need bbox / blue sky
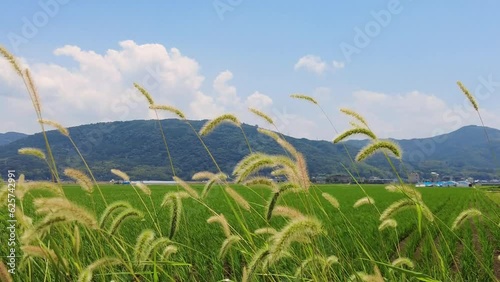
[1,0,500,140]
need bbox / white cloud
[245,91,273,109]
[213,70,240,106]
[0,41,286,137]
[3,41,497,141]
[341,90,500,139]
[294,55,327,75]
[332,60,345,69]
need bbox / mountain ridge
[0,120,498,181]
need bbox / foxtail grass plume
[74,225,81,255]
[111,169,130,181]
[21,215,69,244]
[162,192,189,239]
[108,208,143,235]
[21,245,58,262]
[225,186,251,211]
[133,83,155,105]
[24,69,42,114]
[0,260,12,282]
[199,113,241,136]
[259,128,300,158]
[33,197,98,227]
[142,237,171,263]
[233,153,268,175]
[64,168,93,193]
[15,208,33,230]
[0,45,22,76]
[242,247,270,282]
[340,108,369,127]
[353,196,375,208]
[201,172,227,198]
[39,119,69,136]
[161,245,178,260]
[385,184,422,201]
[192,171,215,180]
[295,257,325,277]
[272,205,304,219]
[321,193,340,209]
[219,235,241,259]
[150,104,186,119]
[378,219,398,231]
[418,202,434,222]
[233,153,284,182]
[290,94,318,105]
[333,128,376,143]
[379,199,415,221]
[295,152,311,190]
[349,266,384,282]
[249,107,274,124]
[391,257,415,269]
[77,257,122,282]
[254,227,277,235]
[16,181,63,200]
[451,208,482,230]
[134,229,155,264]
[207,214,231,238]
[99,201,132,228]
[266,192,281,221]
[173,176,200,199]
[269,216,323,264]
[135,182,151,196]
[295,255,338,278]
[349,121,364,128]
[18,147,46,160]
[326,255,339,266]
[22,208,98,244]
[356,140,402,162]
[244,177,279,191]
[457,81,479,111]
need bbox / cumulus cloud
[294,55,327,75]
[0,41,283,136]
[245,91,273,109]
[213,70,239,106]
[339,90,500,139]
[3,41,496,141]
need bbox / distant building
[326,174,351,183]
[408,172,420,183]
[431,172,440,182]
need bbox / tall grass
[0,47,499,281]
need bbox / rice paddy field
[7,183,498,281]
[1,47,499,281]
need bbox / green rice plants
[3,45,500,281]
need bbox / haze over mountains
[0,120,499,181]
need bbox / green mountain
[0,120,498,181]
[0,132,27,146]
